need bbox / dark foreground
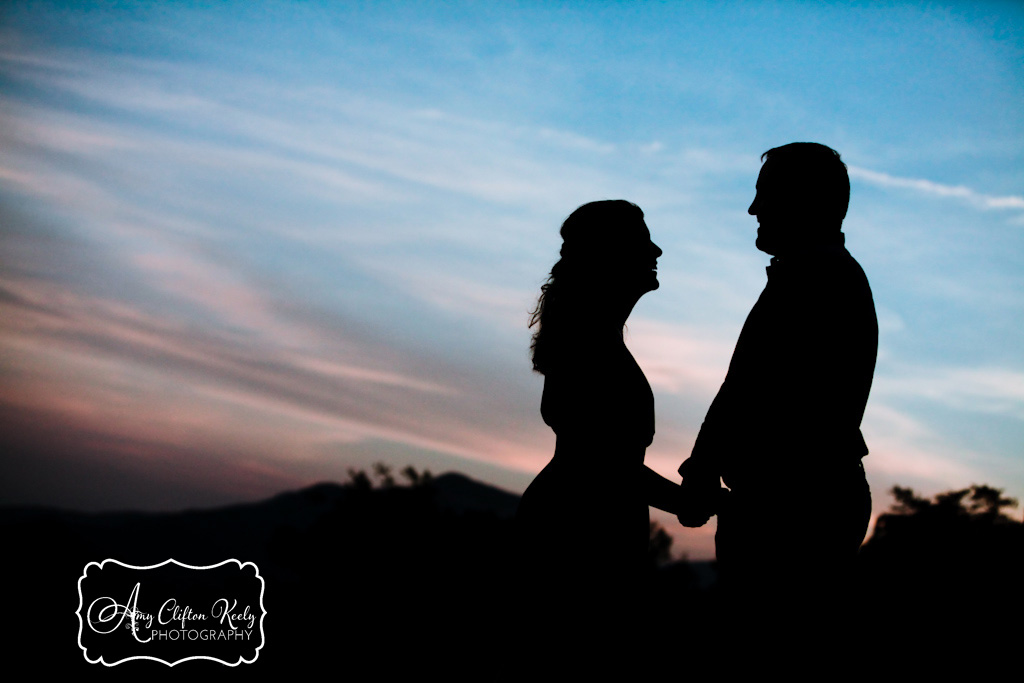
[3,472,1020,678]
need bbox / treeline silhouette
[857,483,1022,653]
[3,467,1020,676]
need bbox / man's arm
[675,280,775,526]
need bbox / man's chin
[755,235,777,255]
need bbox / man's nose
[652,242,663,258]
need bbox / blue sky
[1,1,1022,557]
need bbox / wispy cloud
[849,166,1024,211]
[626,318,735,398]
[0,273,544,468]
[874,364,1024,420]
[862,402,988,490]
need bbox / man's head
[748,142,850,255]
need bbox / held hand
[676,479,726,528]
[676,499,713,528]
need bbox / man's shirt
[681,236,878,491]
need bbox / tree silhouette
[889,483,1018,519]
[859,483,1022,648]
[372,462,396,487]
[401,465,433,487]
[648,521,673,566]
[346,466,373,492]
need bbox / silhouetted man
[678,143,877,620]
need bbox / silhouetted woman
[515,201,682,650]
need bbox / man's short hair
[761,142,850,224]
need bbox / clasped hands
[676,478,729,528]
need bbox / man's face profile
[749,160,792,255]
[749,143,850,256]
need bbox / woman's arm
[642,465,682,514]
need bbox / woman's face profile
[594,218,662,296]
[559,202,661,305]
[614,219,663,294]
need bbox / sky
[1,1,1022,559]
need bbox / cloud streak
[849,166,1024,211]
[0,270,546,476]
[874,364,1024,420]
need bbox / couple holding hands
[515,142,878,637]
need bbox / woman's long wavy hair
[529,200,645,374]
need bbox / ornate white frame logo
[76,558,266,666]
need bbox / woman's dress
[515,337,655,595]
